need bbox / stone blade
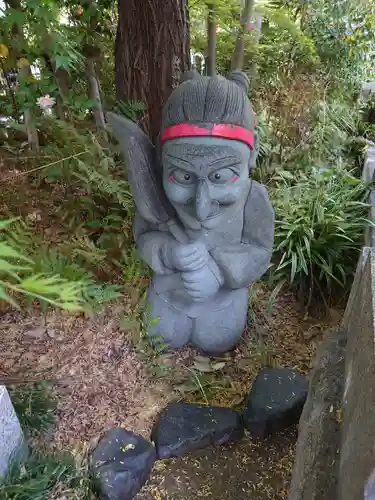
[107,112,175,225]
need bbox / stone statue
[108,71,274,355]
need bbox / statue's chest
[185,210,244,250]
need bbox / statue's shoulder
[242,180,274,243]
[244,180,273,214]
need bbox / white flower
[36,94,56,111]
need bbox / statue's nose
[195,179,211,221]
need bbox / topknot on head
[227,71,250,93]
[180,71,201,84]
[162,70,254,133]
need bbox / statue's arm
[133,211,177,275]
[209,181,275,289]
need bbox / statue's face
[162,137,251,224]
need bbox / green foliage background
[0,0,374,309]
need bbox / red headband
[161,123,254,149]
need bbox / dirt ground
[0,283,342,499]
[137,430,297,500]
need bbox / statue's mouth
[205,201,220,219]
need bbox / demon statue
[108,71,274,355]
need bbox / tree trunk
[231,0,255,71]
[54,67,70,120]
[206,4,216,76]
[115,0,190,143]
[86,57,106,130]
[79,0,106,131]
[0,60,19,119]
[7,0,39,152]
[17,61,39,152]
[43,51,70,120]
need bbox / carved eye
[209,168,237,184]
[171,169,196,185]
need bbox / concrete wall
[338,136,375,500]
[339,249,375,500]
[288,327,346,500]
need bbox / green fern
[32,248,123,309]
[0,219,87,311]
[115,100,146,122]
[74,157,133,210]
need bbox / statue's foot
[191,288,248,355]
[145,286,193,349]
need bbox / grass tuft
[9,382,56,438]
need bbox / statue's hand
[182,264,221,302]
[163,242,208,272]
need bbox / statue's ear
[227,71,250,93]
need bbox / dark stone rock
[243,367,308,439]
[151,403,244,459]
[91,428,156,500]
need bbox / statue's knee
[192,292,248,354]
[145,290,192,349]
[192,326,243,355]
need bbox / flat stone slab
[152,403,244,459]
[243,367,308,438]
[0,385,25,479]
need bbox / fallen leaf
[120,443,135,452]
[47,327,57,339]
[23,326,46,339]
[0,44,9,59]
[211,362,226,371]
[192,360,215,373]
[194,355,211,363]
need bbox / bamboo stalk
[231,0,255,71]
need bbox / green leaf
[0,285,19,309]
[59,302,84,312]
[54,55,72,72]
[0,259,30,275]
[86,220,104,229]
[149,317,160,327]
[290,252,297,283]
[0,242,33,262]
[0,218,20,230]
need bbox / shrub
[269,165,372,306]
